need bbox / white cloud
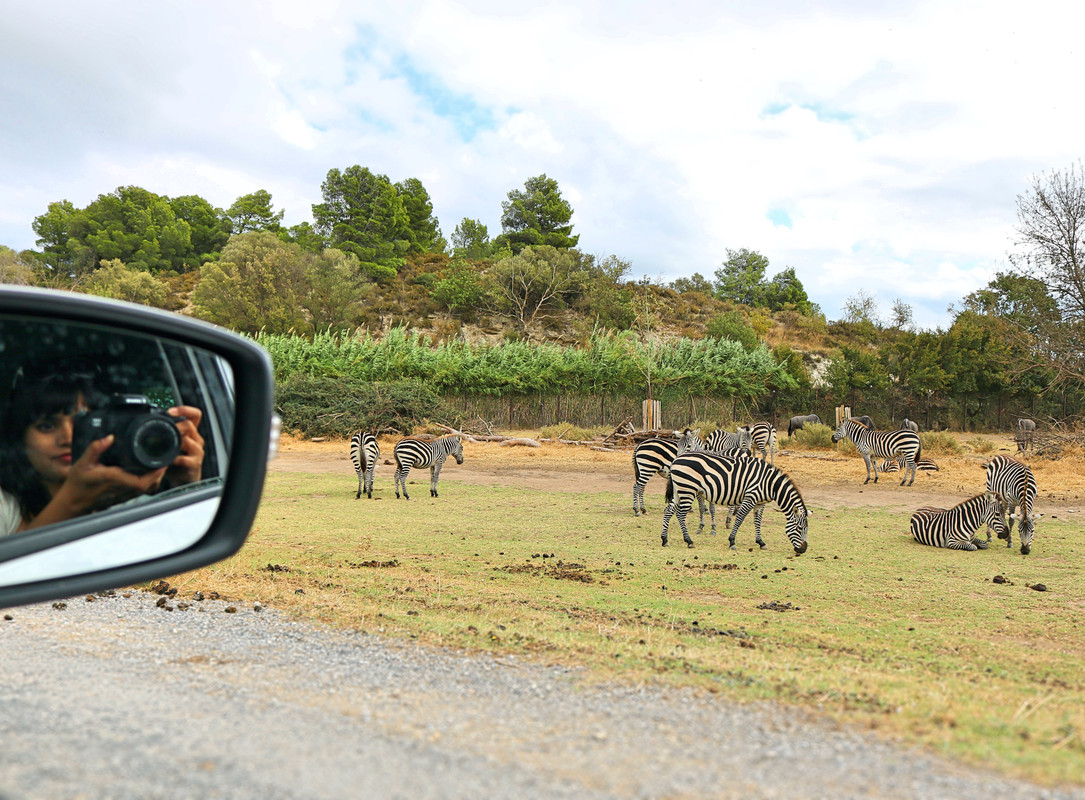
[1,0,1082,329]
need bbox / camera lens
[130,417,183,470]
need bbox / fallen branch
[499,438,541,448]
[435,423,479,442]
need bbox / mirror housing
[0,287,274,609]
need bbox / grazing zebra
[703,426,753,455]
[631,428,703,516]
[393,435,464,499]
[661,451,809,555]
[879,457,939,473]
[787,413,821,437]
[909,492,1006,551]
[901,418,919,432]
[831,418,922,486]
[749,422,777,464]
[984,455,1041,554]
[349,431,380,499]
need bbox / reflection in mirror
[0,315,235,580]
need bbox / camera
[71,394,183,474]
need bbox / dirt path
[272,435,1085,516]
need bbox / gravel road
[0,590,1082,800]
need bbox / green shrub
[275,376,445,438]
[920,430,962,456]
[967,436,995,454]
[786,422,834,450]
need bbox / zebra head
[830,419,849,444]
[449,436,465,464]
[786,507,809,555]
[676,428,702,455]
[1012,510,1042,555]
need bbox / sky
[2,1,1081,331]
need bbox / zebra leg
[397,467,410,500]
[695,496,706,534]
[633,479,646,515]
[864,454,878,484]
[680,498,696,548]
[365,466,374,499]
[753,506,766,549]
[355,471,363,499]
[727,501,757,551]
[902,458,916,486]
[661,501,675,546]
[430,463,440,497]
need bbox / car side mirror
[0,287,276,609]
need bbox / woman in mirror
[0,362,204,536]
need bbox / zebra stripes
[879,457,939,473]
[393,435,464,499]
[749,422,777,464]
[909,493,1005,551]
[662,451,809,554]
[984,455,1040,554]
[704,426,753,455]
[349,431,380,499]
[831,418,922,486]
[631,428,703,515]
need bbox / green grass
[175,471,1085,787]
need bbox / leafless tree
[1014,161,1085,321]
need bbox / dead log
[499,438,541,448]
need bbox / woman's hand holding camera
[164,405,204,488]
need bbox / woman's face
[24,395,87,492]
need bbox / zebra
[787,413,821,437]
[661,451,809,555]
[984,455,1041,554]
[879,457,938,473]
[831,418,922,486]
[631,428,704,516]
[703,425,753,455]
[909,492,1006,551]
[393,435,464,499]
[349,431,380,499]
[749,421,777,464]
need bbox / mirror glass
[0,315,234,584]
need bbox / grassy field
[167,439,1085,787]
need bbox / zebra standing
[749,422,777,463]
[661,451,809,555]
[984,455,1041,554]
[909,493,1006,551]
[349,431,380,499]
[831,418,922,486]
[703,425,753,454]
[631,428,703,515]
[393,435,464,499]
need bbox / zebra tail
[665,475,674,505]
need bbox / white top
[0,489,22,537]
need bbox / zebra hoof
[729,545,737,551]
[685,541,694,549]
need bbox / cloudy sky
[2,1,1080,329]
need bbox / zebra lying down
[909,492,1006,551]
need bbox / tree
[841,289,881,326]
[761,266,813,313]
[75,186,193,273]
[451,217,492,259]
[1013,161,1085,320]
[431,260,487,315]
[487,245,583,332]
[713,249,769,306]
[889,298,914,330]
[669,272,714,295]
[281,221,327,253]
[226,190,285,235]
[311,166,409,282]
[32,200,93,279]
[301,248,368,333]
[170,195,230,266]
[961,272,1059,333]
[80,259,170,307]
[191,232,309,334]
[496,174,578,253]
[0,246,33,285]
[705,310,759,350]
[395,178,445,254]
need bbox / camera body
[72,394,182,474]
